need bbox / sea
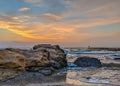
[0,48,120,86]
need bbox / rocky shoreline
[0,44,67,81]
[0,46,120,85]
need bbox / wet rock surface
[0,69,23,82]
[0,44,67,81]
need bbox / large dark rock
[25,44,67,72]
[74,57,102,67]
[113,58,120,61]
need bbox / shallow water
[1,67,119,86]
[66,49,120,86]
[67,67,120,86]
[0,49,120,86]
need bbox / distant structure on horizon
[88,45,91,49]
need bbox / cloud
[0,15,20,22]
[23,0,66,13]
[0,13,120,41]
[48,18,120,29]
[40,13,66,21]
[23,0,42,3]
[19,7,31,12]
[74,18,120,28]
[79,2,116,15]
[0,14,83,41]
[62,0,120,20]
[22,0,120,21]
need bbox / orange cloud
[23,0,42,3]
[75,18,120,28]
[40,13,66,21]
[19,7,31,12]
[0,14,120,43]
[54,18,120,29]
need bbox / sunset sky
[0,0,120,48]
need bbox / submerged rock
[74,57,102,67]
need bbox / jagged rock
[38,67,53,75]
[5,48,26,54]
[0,69,22,81]
[0,50,25,71]
[33,44,64,53]
[33,44,52,50]
[74,57,102,67]
[0,44,67,81]
[0,50,26,81]
[1,44,67,72]
[25,49,50,71]
[25,44,67,71]
[5,44,67,71]
[49,60,61,69]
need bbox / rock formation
[0,44,67,81]
[113,58,120,61]
[0,50,25,70]
[74,56,102,67]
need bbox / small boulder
[113,58,120,61]
[74,57,102,67]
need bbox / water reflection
[1,67,119,86]
[0,72,67,86]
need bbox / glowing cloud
[19,7,31,12]
[41,13,65,21]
